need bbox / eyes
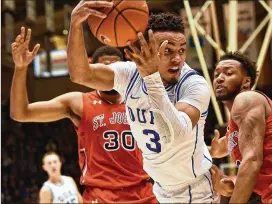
[214,71,233,78]
[164,48,185,55]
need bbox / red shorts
[83,180,158,203]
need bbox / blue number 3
[143,129,161,153]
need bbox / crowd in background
[1,99,82,204]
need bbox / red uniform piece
[226,91,272,203]
[75,91,157,203]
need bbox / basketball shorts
[153,171,214,203]
[83,180,158,203]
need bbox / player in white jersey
[39,152,82,203]
[67,4,234,202]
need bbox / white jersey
[110,61,212,190]
[42,176,79,203]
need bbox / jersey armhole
[74,93,87,132]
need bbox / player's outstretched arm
[39,186,52,203]
[68,177,83,203]
[10,27,82,124]
[67,0,115,91]
[229,92,266,203]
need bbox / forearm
[144,72,192,136]
[230,160,261,203]
[10,67,29,120]
[67,22,90,82]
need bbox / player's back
[75,91,149,189]
[42,176,78,203]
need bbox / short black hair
[147,12,185,34]
[42,152,61,164]
[92,46,123,63]
[140,12,185,46]
[218,51,257,88]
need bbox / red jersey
[226,91,272,203]
[75,92,150,189]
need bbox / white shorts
[153,171,214,203]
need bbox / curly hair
[218,51,257,88]
[141,12,185,43]
[92,46,123,63]
[147,12,185,33]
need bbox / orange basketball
[87,0,149,47]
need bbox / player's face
[98,55,121,65]
[98,55,122,95]
[154,32,186,85]
[213,60,247,101]
[43,155,62,176]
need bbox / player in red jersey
[9,27,157,203]
[211,51,272,203]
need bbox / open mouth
[168,67,179,74]
[216,85,225,91]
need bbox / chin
[167,78,179,85]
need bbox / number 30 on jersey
[103,130,136,151]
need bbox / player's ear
[42,164,46,171]
[243,77,251,89]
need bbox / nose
[216,73,225,83]
[171,54,182,64]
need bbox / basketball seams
[94,0,123,37]
[92,0,149,47]
[113,8,148,46]
[114,12,120,46]
[118,7,149,15]
[115,7,148,33]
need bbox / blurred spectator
[1,100,82,203]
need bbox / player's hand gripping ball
[88,0,149,47]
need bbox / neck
[97,91,123,104]
[223,99,235,112]
[223,89,249,112]
[49,174,62,184]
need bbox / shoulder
[231,91,266,121]
[109,61,137,70]
[233,91,266,110]
[64,176,76,184]
[39,185,52,196]
[177,64,208,88]
[39,185,53,202]
[55,92,83,102]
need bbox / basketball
[87,0,149,47]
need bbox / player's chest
[54,189,77,203]
[126,79,176,108]
[89,109,128,132]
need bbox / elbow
[69,73,84,85]
[10,112,27,122]
[10,109,28,122]
[68,65,85,84]
[243,156,263,174]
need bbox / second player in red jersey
[226,91,272,203]
[211,51,272,203]
[76,91,155,203]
